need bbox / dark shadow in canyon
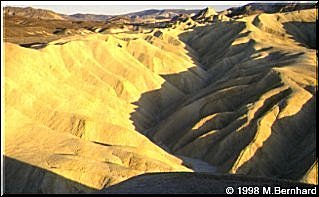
[4,155,316,194]
[237,94,317,181]
[129,20,315,180]
[19,42,48,49]
[130,21,250,135]
[4,156,97,194]
[5,20,316,194]
[283,21,316,49]
[102,171,316,194]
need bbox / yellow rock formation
[4,8,317,193]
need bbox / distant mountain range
[4,6,66,20]
[225,2,316,17]
[3,6,200,21]
[120,9,199,20]
[66,13,113,21]
[4,3,316,22]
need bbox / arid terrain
[3,3,317,194]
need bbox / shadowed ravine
[4,156,96,193]
[102,172,316,194]
[130,17,316,181]
[4,156,316,194]
[4,7,317,194]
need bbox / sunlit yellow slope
[4,8,317,194]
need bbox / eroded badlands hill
[4,7,317,193]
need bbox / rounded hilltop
[3,3,317,194]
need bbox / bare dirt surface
[3,5,317,193]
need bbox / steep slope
[192,7,217,21]
[4,33,199,193]
[4,6,317,194]
[147,9,317,184]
